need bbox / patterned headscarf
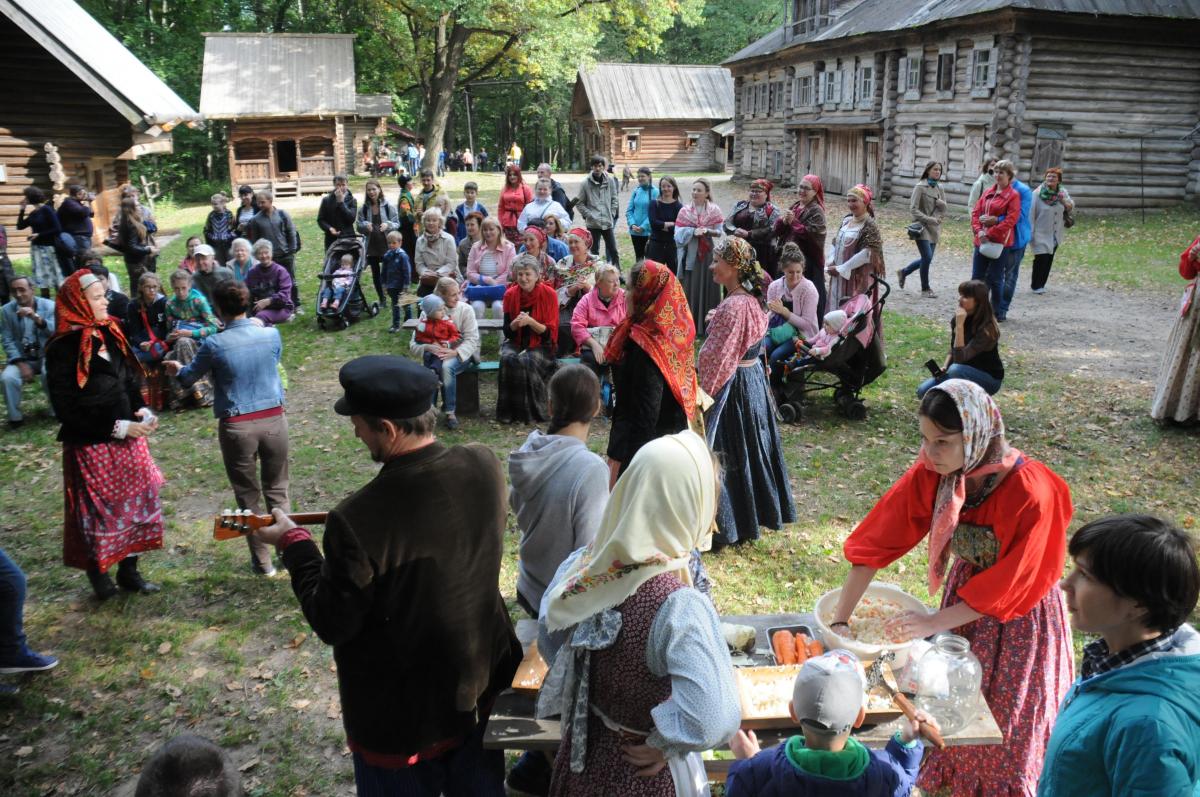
[604,260,698,420]
[567,226,593,250]
[523,225,547,251]
[750,178,774,200]
[715,236,767,299]
[847,183,875,217]
[51,270,140,388]
[800,174,826,211]
[918,379,1022,594]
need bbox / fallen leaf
[239,757,260,772]
[292,699,311,710]
[189,667,208,681]
[285,632,307,649]
[326,701,341,719]
[15,746,33,757]
[140,666,155,679]
[225,681,243,691]
[157,642,172,655]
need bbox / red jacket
[971,184,1021,247]
[1180,235,1200,280]
[498,183,533,230]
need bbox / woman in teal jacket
[625,166,658,262]
[1039,514,1200,797]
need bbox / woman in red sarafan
[833,378,1074,797]
[1150,234,1200,423]
[44,271,165,600]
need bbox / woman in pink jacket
[970,159,1021,316]
[466,216,516,319]
[571,264,626,382]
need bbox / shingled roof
[575,63,734,121]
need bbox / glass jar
[913,634,982,735]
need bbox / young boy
[203,193,236,266]
[453,181,488,244]
[414,294,460,378]
[382,231,413,332]
[726,650,934,797]
[319,254,356,311]
[1039,514,1200,797]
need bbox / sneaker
[506,750,552,797]
[388,325,399,333]
[0,648,59,675]
[897,270,907,290]
[921,289,938,299]
[7,419,23,431]
[250,559,278,578]
[997,315,1007,323]
[1032,288,1046,294]
[445,414,459,431]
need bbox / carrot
[794,633,809,664]
[807,638,825,658]
[772,630,796,665]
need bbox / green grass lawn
[1,177,1198,795]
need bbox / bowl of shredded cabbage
[814,583,933,667]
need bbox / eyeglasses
[987,169,994,175]
[798,186,813,192]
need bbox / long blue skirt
[705,360,796,545]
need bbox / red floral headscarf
[800,173,826,211]
[523,225,547,250]
[604,260,698,420]
[52,270,140,388]
[568,227,593,249]
[750,179,774,199]
[847,183,875,217]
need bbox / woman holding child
[537,430,741,796]
[835,379,1074,796]
[497,255,559,424]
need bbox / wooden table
[484,614,1003,780]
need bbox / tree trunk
[420,15,468,173]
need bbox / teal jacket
[625,183,658,237]
[1038,623,1200,797]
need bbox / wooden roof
[355,93,392,118]
[200,33,357,120]
[725,0,1200,64]
[0,0,200,130]
[575,63,734,122]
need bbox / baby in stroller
[794,309,848,362]
[320,254,356,311]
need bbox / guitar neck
[287,512,328,525]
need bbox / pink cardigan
[570,287,627,347]
[466,239,517,285]
[765,275,819,338]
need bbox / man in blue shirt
[999,177,1033,321]
[1,276,55,429]
[166,280,288,577]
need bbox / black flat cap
[333,355,438,418]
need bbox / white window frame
[684,131,702,150]
[742,84,754,117]
[857,58,875,109]
[900,46,923,100]
[822,68,839,107]
[970,36,998,97]
[935,42,956,99]
[622,128,643,154]
[794,72,814,107]
[840,63,854,108]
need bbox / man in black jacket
[317,175,357,252]
[254,355,521,796]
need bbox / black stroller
[774,275,890,423]
[316,236,380,331]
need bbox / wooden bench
[401,317,503,332]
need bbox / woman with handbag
[971,160,1021,319]
[1029,168,1075,294]
[898,162,947,298]
[1150,235,1200,424]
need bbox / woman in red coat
[970,159,1022,320]
[833,379,1073,796]
[1151,235,1200,422]
[498,164,533,246]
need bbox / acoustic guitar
[212,510,328,540]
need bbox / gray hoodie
[509,429,609,610]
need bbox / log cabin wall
[0,14,133,257]
[226,117,343,195]
[342,116,386,176]
[601,120,722,172]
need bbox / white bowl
[813,583,933,668]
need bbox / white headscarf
[543,430,716,631]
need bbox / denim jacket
[177,318,284,418]
[1,297,55,362]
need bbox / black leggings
[631,235,648,261]
[366,256,385,303]
[1031,251,1056,291]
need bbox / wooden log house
[571,64,736,172]
[344,93,392,176]
[724,0,1200,211]
[200,33,367,197]
[0,0,200,257]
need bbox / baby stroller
[316,236,380,331]
[774,275,890,423]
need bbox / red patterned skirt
[62,438,165,572]
[917,559,1073,797]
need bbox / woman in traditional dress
[674,178,724,336]
[537,430,741,797]
[1151,235,1200,423]
[774,174,828,319]
[834,379,1074,796]
[553,228,600,357]
[498,164,533,245]
[521,225,557,284]
[826,184,885,315]
[605,260,696,485]
[724,178,782,279]
[44,271,165,600]
[497,255,559,424]
[698,237,796,547]
[646,176,683,270]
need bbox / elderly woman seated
[245,239,294,326]
[570,263,626,385]
[413,208,459,296]
[497,254,559,424]
[163,269,218,408]
[226,237,254,282]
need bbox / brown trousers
[217,413,290,570]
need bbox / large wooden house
[724,0,1200,210]
[571,64,736,172]
[0,0,200,256]
[200,34,389,196]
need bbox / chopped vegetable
[772,630,796,665]
[807,638,825,658]
[794,633,809,664]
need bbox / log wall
[226,117,344,195]
[597,120,722,173]
[0,14,135,256]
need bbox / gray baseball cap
[791,649,866,734]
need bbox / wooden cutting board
[511,640,549,695]
[734,664,903,730]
